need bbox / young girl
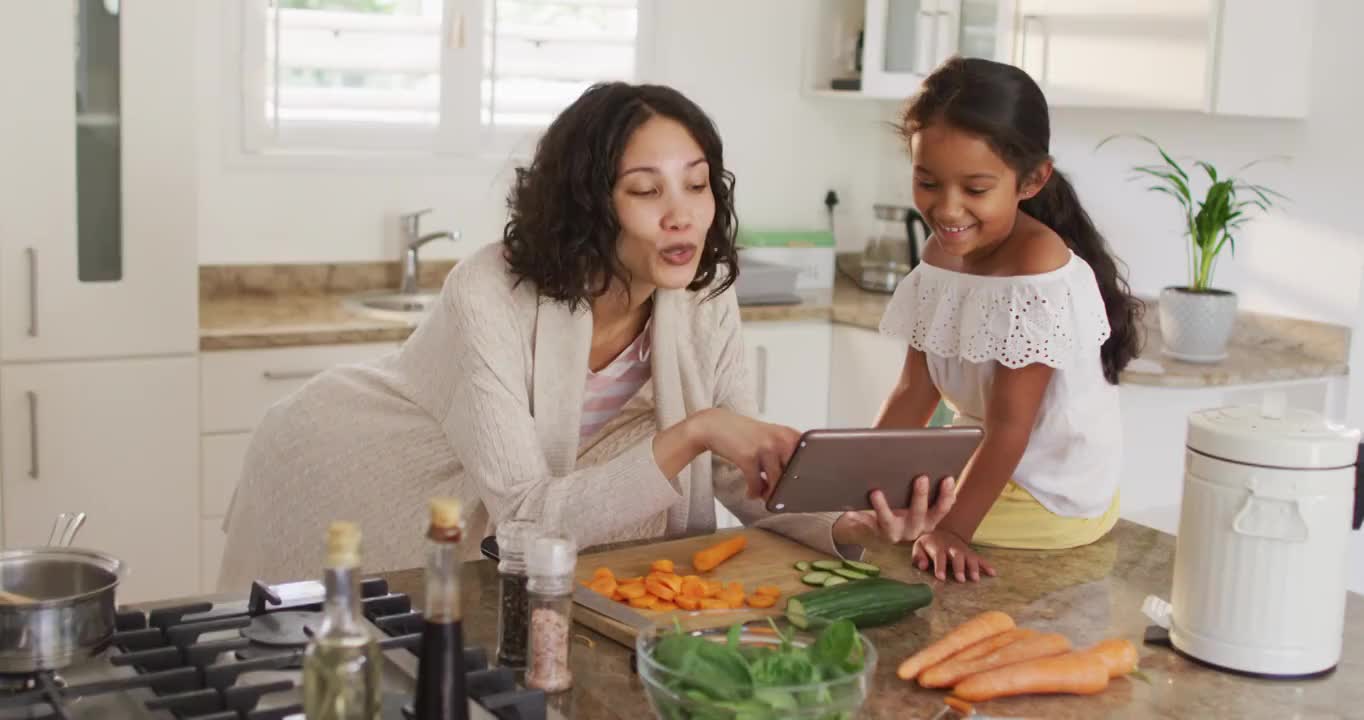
[877,57,1142,583]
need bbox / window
[237,0,645,156]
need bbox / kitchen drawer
[202,432,250,517]
[201,519,226,593]
[200,343,398,433]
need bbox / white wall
[873,1,1364,328]
[193,0,894,265]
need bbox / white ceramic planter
[1159,286,1238,363]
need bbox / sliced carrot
[611,589,625,601]
[1081,638,1139,678]
[725,581,743,594]
[698,598,730,610]
[653,601,679,612]
[650,559,675,574]
[746,593,777,609]
[591,567,614,581]
[943,697,973,716]
[680,577,706,599]
[701,581,722,598]
[692,535,747,572]
[675,595,700,610]
[719,591,745,609]
[753,585,782,598]
[897,611,1015,681]
[617,583,647,600]
[628,594,657,609]
[644,577,676,601]
[682,574,702,584]
[588,577,617,597]
[952,651,1109,702]
[657,574,683,594]
[920,632,1072,688]
[618,576,643,585]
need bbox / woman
[219,83,953,587]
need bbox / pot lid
[1187,393,1361,469]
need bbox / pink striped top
[580,320,652,444]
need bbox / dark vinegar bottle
[414,498,468,720]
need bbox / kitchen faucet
[399,209,460,295]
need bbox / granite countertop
[199,261,1350,388]
[378,520,1362,720]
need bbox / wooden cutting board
[572,528,834,646]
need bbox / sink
[342,290,438,321]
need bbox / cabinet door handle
[26,247,37,337]
[755,346,769,415]
[262,369,323,381]
[26,391,38,479]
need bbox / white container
[1169,397,1360,676]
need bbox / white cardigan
[218,244,845,588]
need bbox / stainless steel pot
[0,513,124,673]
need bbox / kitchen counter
[199,262,1350,388]
[377,519,1362,719]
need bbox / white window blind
[239,0,643,155]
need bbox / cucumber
[842,560,882,577]
[811,560,845,572]
[822,576,849,587]
[832,568,869,581]
[794,561,812,573]
[785,578,933,629]
[800,571,832,586]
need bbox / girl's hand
[691,408,801,498]
[833,475,958,545]
[911,528,997,583]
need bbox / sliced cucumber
[801,571,832,586]
[832,568,869,581]
[842,560,882,577]
[822,576,850,587]
[811,559,845,572]
[794,561,812,573]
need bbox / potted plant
[1099,135,1285,363]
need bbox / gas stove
[0,578,547,720]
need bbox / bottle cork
[325,521,362,568]
[429,498,463,529]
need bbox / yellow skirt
[971,481,1120,550]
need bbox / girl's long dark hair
[901,57,1142,384]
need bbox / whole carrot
[952,651,1109,702]
[691,535,747,572]
[938,627,1038,667]
[897,610,1015,681]
[1082,638,1139,678]
[920,632,1071,688]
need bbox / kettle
[858,204,933,293]
[1146,394,1362,677]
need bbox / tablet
[764,427,984,514]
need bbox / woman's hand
[911,527,997,583]
[688,408,801,498]
[832,475,957,546]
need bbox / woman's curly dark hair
[502,82,739,309]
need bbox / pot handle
[47,512,87,547]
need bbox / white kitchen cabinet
[742,321,833,432]
[1013,0,1314,117]
[1,358,199,603]
[862,0,1015,99]
[829,325,910,428]
[0,0,198,361]
[201,343,401,433]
